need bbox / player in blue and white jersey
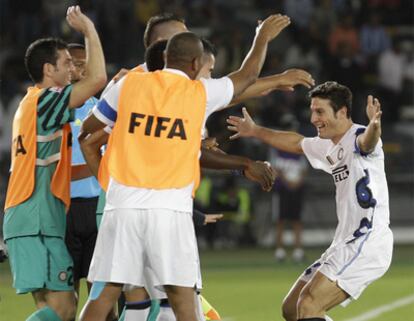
[227,81,393,321]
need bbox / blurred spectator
[211,177,252,248]
[378,39,405,122]
[283,34,322,81]
[360,12,391,57]
[269,114,308,262]
[328,14,359,56]
[283,0,314,31]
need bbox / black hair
[25,37,68,83]
[166,32,203,67]
[145,40,168,71]
[201,38,217,56]
[143,13,185,48]
[308,81,353,118]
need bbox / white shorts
[88,208,202,290]
[300,226,393,306]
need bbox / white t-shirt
[93,68,234,212]
[301,124,390,246]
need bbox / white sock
[156,306,176,321]
[325,315,334,321]
[124,301,151,321]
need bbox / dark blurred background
[0,0,413,250]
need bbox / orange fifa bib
[5,87,72,211]
[106,70,206,191]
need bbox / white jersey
[301,124,390,247]
[93,67,234,213]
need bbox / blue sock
[26,307,62,321]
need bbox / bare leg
[80,283,122,321]
[276,219,285,249]
[281,277,307,321]
[297,271,349,319]
[164,285,198,321]
[33,289,77,321]
[292,220,302,249]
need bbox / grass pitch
[1,245,413,321]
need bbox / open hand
[66,6,94,34]
[227,107,256,140]
[244,161,276,191]
[256,14,291,43]
[366,95,382,127]
[277,69,315,90]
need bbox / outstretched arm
[357,95,382,154]
[227,107,304,154]
[200,147,276,191]
[229,69,315,106]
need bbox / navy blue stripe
[97,99,117,122]
[337,231,371,276]
[354,127,370,156]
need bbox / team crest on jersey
[332,164,349,182]
[58,271,68,281]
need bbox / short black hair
[201,38,217,56]
[25,37,68,83]
[68,43,85,50]
[145,40,168,71]
[166,32,203,67]
[143,13,185,48]
[309,81,353,118]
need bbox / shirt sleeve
[301,137,331,173]
[37,85,74,130]
[92,77,125,127]
[200,77,234,118]
[354,126,383,157]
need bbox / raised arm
[229,69,315,106]
[227,14,290,97]
[357,95,382,154]
[227,107,304,154]
[66,6,107,108]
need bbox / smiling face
[310,97,350,142]
[49,49,74,86]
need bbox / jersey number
[355,169,377,209]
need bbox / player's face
[51,49,74,86]
[310,97,347,141]
[196,53,215,79]
[151,21,188,45]
[69,48,86,83]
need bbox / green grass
[1,246,413,320]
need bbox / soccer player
[79,15,290,321]
[3,6,106,321]
[226,82,393,321]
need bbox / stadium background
[0,0,413,320]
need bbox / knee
[297,291,321,317]
[281,297,297,321]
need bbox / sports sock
[26,307,62,321]
[297,318,326,321]
[325,315,333,321]
[156,299,175,321]
[120,299,151,321]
